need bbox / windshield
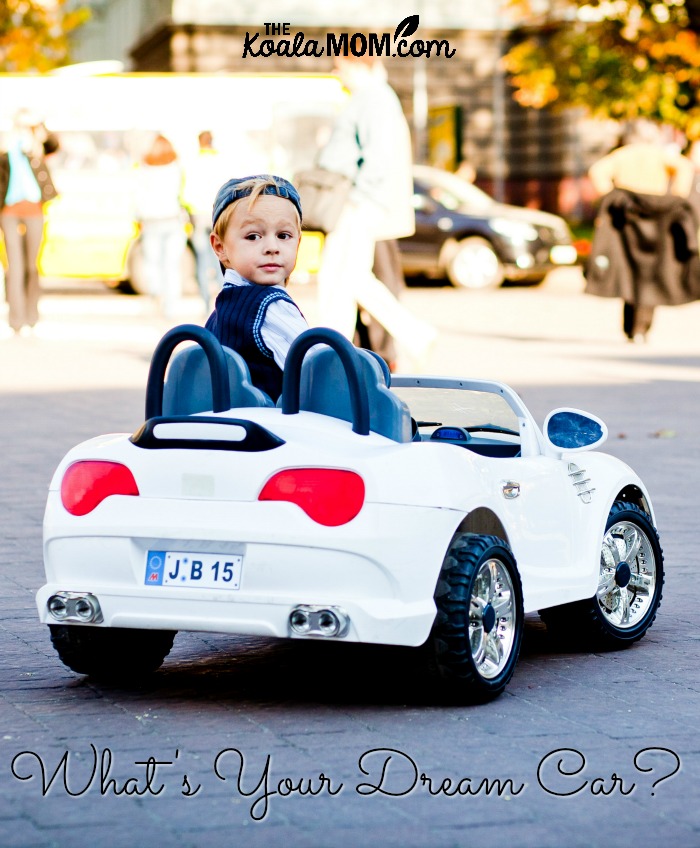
[392,386,519,436]
[414,166,495,213]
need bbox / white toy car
[37,326,664,701]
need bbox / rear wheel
[49,625,176,680]
[540,501,663,649]
[429,532,523,701]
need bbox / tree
[0,0,89,72]
[504,1,700,138]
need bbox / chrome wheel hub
[598,520,656,629]
[615,561,632,587]
[469,558,516,678]
[453,245,500,289]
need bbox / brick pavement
[0,275,699,847]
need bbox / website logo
[241,16,456,60]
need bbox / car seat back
[298,345,412,442]
[163,344,273,415]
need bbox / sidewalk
[7,268,700,391]
[0,270,699,847]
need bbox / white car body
[37,326,662,698]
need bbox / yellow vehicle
[0,71,343,290]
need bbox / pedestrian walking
[355,238,406,372]
[182,130,226,312]
[315,56,435,370]
[133,134,187,320]
[586,121,700,342]
[0,108,59,336]
[684,139,700,227]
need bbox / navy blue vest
[205,284,302,400]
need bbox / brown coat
[585,188,700,307]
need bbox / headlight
[489,217,538,242]
[550,244,578,265]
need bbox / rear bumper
[37,585,436,646]
[39,497,462,647]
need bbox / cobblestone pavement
[1,273,698,847]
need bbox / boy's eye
[245,233,261,240]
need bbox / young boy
[205,175,308,400]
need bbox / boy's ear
[210,231,227,263]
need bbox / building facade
[68,0,608,219]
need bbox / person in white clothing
[316,56,435,369]
[133,134,187,319]
[182,131,227,311]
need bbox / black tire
[123,239,146,295]
[49,625,176,680]
[429,532,524,702]
[540,501,664,650]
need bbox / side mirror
[543,408,608,456]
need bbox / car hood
[458,199,571,234]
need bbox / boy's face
[211,195,300,286]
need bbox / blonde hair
[213,176,301,238]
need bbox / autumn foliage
[504,1,700,138]
[0,0,89,72]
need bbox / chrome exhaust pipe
[288,605,349,638]
[47,592,103,624]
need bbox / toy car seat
[162,344,273,415]
[145,324,273,418]
[294,341,412,443]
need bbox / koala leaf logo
[394,15,420,41]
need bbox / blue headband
[212,175,302,227]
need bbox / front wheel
[445,237,504,290]
[428,532,524,702]
[49,625,176,680]
[540,501,664,649]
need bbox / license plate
[145,550,242,590]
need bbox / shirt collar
[222,268,284,290]
[223,268,250,287]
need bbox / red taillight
[60,461,139,516]
[259,468,364,526]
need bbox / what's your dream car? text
[6,746,682,822]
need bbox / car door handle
[501,481,520,499]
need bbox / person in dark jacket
[586,122,698,341]
[685,139,700,227]
[205,175,307,401]
[585,189,700,340]
[0,109,59,335]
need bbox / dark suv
[400,165,577,289]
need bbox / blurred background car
[400,165,578,290]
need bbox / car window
[426,185,462,210]
[392,386,519,437]
[414,167,494,213]
[411,190,438,214]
